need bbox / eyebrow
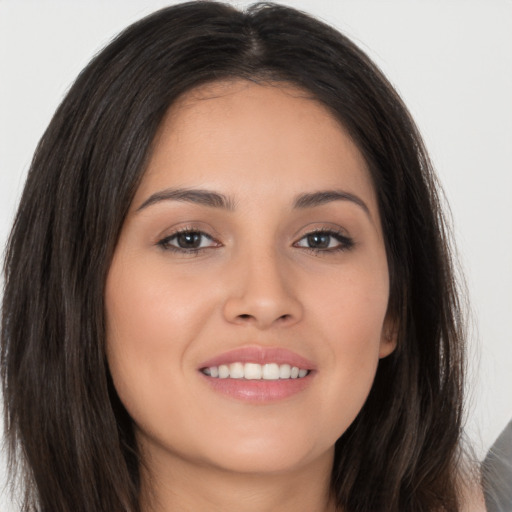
[136,188,236,211]
[293,190,370,217]
[136,187,370,218]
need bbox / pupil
[177,232,201,248]
[307,233,330,248]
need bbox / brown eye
[295,230,354,252]
[158,230,219,252]
[176,232,202,249]
[306,233,331,249]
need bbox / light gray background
[1,1,511,510]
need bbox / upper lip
[198,346,316,370]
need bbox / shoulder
[460,477,487,512]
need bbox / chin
[205,446,329,475]
[192,425,336,475]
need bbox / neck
[139,447,338,512]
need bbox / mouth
[198,346,315,402]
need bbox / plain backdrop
[1,1,511,510]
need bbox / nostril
[236,312,293,324]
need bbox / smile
[198,346,316,401]
[201,362,309,380]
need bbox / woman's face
[105,79,395,477]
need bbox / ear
[379,315,398,359]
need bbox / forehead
[136,79,377,216]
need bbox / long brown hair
[2,2,466,511]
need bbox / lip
[198,346,316,370]
[198,346,316,403]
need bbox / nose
[222,249,303,330]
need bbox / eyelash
[293,228,355,254]
[157,227,220,255]
[156,227,354,255]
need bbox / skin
[105,79,396,512]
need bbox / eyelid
[156,226,222,254]
[293,226,355,253]
[153,220,222,245]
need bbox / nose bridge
[222,238,302,328]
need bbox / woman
[1,2,484,511]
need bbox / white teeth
[244,363,262,380]
[279,364,291,379]
[229,362,244,379]
[218,364,230,379]
[202,362,310,380]
[262,363,280,380]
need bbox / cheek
[105,253,213,356]
[103,254,213,416]
[303,256,390,432]
[308,249,390,350]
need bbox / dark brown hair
[2,2,466,511]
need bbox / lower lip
[200,373,314,402]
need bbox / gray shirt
[483,420,512,512]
